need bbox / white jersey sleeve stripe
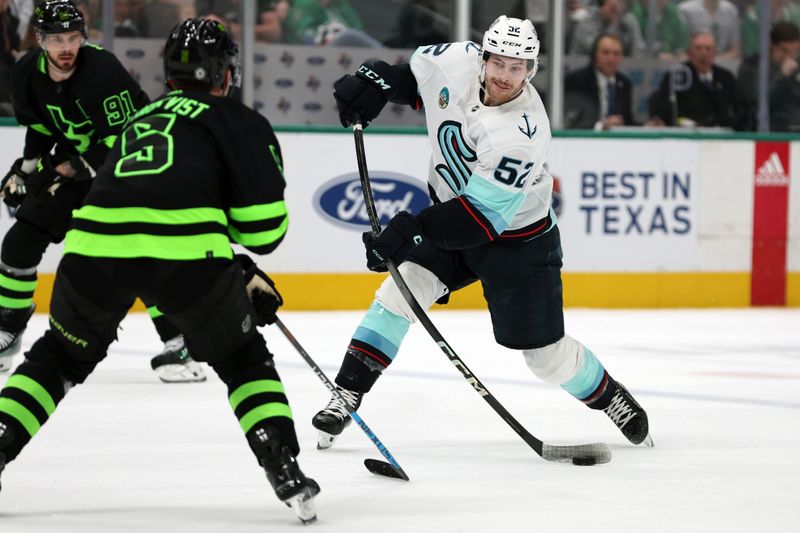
[464,176,526,234]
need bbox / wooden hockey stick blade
[364,459,410,480]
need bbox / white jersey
[410,41,553,235]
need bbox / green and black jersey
[11,44,150,169]
[64,90,288,261]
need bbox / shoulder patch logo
[518,113,537,139]
[438,87,449,109]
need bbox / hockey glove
[0,158,37,208]
[333,69,389,127]
[24,155,61,198]
[363,211,424,272]
[236,254,283,326]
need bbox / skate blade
[316,431,336,450]
[285,487,318,524]
[154,364,207,383]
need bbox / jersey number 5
[494,156,533,188]
[114,114,177,177]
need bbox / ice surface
[1,309,798,532]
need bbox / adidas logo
[755,152,789,187]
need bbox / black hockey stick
[352,123,611,466]
[273,317,410,480]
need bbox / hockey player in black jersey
[313,16,652,450]
[0,0,205,383]
[0,18,320,523]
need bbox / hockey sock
[226,362,299,457]
[0,360,68,462]
[348,301,411,369]
[0,265,37,322]
[560,346,618,410]
[146,306,181,343]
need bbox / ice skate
[604,383,653,446]
[311,386,362,450]
[0,421,13,492]
[150,335,206,383]
[249,426,321,524]
[0,304,36,373]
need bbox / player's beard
[484,77,523,105]
[47,51,77,74]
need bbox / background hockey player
[0,18,319,523]
[0,0,205,382]
[313,16,653,450]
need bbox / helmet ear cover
[163,18,241,90]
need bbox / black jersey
[64,90,288,261]
[10,44,150,170]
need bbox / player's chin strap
[351,120,612,466]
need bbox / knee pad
[1,221,51,269]
[522,334,584,385]
[374,262,448,322]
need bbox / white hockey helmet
[480,16,540,83]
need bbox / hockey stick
[352,123,611,466]
[273,317,410,480]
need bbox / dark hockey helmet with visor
[164,18,241,90]
[33,0,87,37]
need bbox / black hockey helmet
[163,18,241,89]
[33,0,86,36]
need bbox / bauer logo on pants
[313,172,431,230]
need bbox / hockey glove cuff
[236,254,283,326]
[363,211,424,272]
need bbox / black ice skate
[604,383,653,446]
[249,426,320,525]
[150,335,206,383]
[0,421,13,493]
[0,304,36,373]
[311,386,362,450]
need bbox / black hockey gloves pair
[363,211,424,272]
[236,254,283,326]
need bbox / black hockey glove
[24,155,61,198]
[0,158,35,208]
[236,254,283,326]
[333,68,389,127]
[363,211,424,272]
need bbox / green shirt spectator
[630,0,690,58]
[284,0,364,45]
[740,1,800,58]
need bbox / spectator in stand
[648,31,747,129]
[569,0,646,57]
[0,0,20,114]
[284,0,380,47]
[384,0,448,48]
[565,0,590,54]
[114,0,144,36]
[630,0,690,59]
[564,33,635,129]
[740,0,800,57]
[679,0,741,59]
[739,21,800,131]
[256,0,289,43]
[74,0,103,43]
[8,0,33,42]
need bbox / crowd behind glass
[1,0,798,131]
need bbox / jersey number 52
[494,156,533,188]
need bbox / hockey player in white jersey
[313,16,653,449]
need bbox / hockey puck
[572,456,597,466]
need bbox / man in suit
[564,33,635,130]
[648,31,747,129]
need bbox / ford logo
[307,56,325,65]
[126,49,146,59]
[303,102,322,112]
[254,53,267,64]
[275,78,294,88]
[314,172,431,229]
